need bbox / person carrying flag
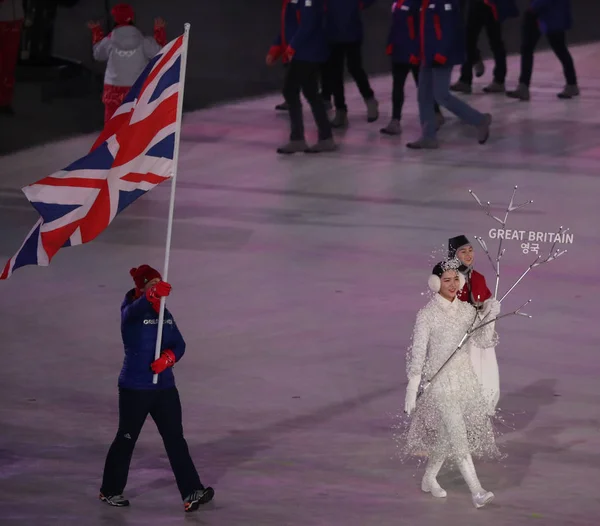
[99,265,214,512]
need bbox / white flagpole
[153,23,191,384]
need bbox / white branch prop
[469,186,533,298]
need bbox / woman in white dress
[402,258,501,508]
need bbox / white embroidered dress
[403,293,500,462]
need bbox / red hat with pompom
[111,3,135,26]
[130,265,161,290]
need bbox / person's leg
[546,31,579,98]
[301,62,336,152]
[345,40,379,121]
[407,65,439,148]
[421,454,447,498]
[150,388,211,508]
[507,11,540,100]
[279,61,307,153]
[413,65,444,128]
[100,389,152,504]
[455,2,485,89]
[432,65,491,144]
[458,454,495,508]
[483,10,507,90]
[380,62,411,136]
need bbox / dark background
[2,0,599,155]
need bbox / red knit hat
[111,3,135,26]
[130,265,162,290]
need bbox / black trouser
[101,387,202,500]
[459,1,506,84]
[283,60,332,141]
[392,63,440,120]
[518,10,577,87]
[460,0,481,64]
[325,41,375,110]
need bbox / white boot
[421,456,447,498]
[458,455,494,508]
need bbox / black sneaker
[99,492,130,507]
[184,487,214,512]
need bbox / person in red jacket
[448,235,492,307]
[0,0,24,115]
[449,235,500,414]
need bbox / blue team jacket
[530,0,572,33]
[387,0,421,65]
[325,0,377,43]
[420,0,465,68]
[270,0,300,63]
[289,0,330,63]
[118,289,186,390]
[484,0,519,23]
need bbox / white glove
[482,298,501,319]
[404,375,421,416]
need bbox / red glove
[154,24,166,46]
[386,44,393,56]
[434,53,447,65]
[145,281,172,312]
[150,349,176,374]
[283,46,295,62]
[88,22,104,45]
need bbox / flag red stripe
[41,222,81,262]
[0,259,11,280]
[113,93,177,167]
[121,172,170,184]
[78,182,112,243]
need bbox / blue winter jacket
[420,0,465,68]
[289,0,330,63]
[530,0,572,33]
[484,0,519,23]
[387,0,421,65]
[325,0,377,43]
[270,0,300,64]
[118,289,186,390]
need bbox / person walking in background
[380,0,444,136]
[267,0,300,112]
[0,0,25,115]
[407,0,491,150]
[506,0,579,101]
[451,0,519,94]
[88,3,167,123]
[273,0,335,154]
[322,0,379,128]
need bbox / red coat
[458,269,492,306]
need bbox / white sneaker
[472,490,494,508]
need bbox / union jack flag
[1,34,186,280]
